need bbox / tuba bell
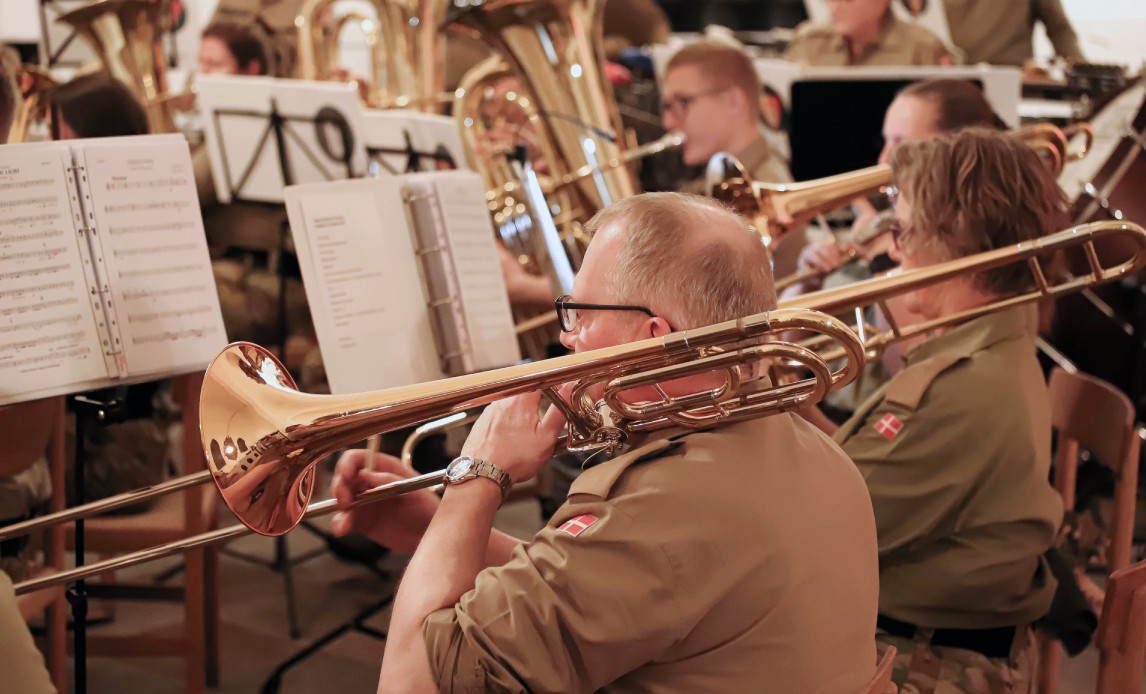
[295,0,445,110]
[56,0,176,134]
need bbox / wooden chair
[1038,367,1140,694]
[67,374,220,693]
[866,645,898,694]
[1,397,68,692]
[1095,559,1146,693]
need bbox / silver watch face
[446,457,474,481]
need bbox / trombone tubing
[14,469,445,596]
[0,470,213,543]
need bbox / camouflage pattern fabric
[876,627,1037,694]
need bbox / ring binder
[283,170,522,396]
[0,135,227,407]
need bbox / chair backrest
[1096,559,1146,694]
[1048,367,1140,572]
[0,398,60,478]
[866,645,897,694]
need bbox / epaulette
[568,436,686,500]
[883,354,963,411]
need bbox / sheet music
[285,178,445,394]
[0,146,109,404]
[415,172,521,371]
[78,138,227,376]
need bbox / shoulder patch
[556,514,599,537]
[884,354,964,411]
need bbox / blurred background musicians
[785,0,953,66]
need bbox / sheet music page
[0,146,110,405]
[284,178,444,394]
[420,172,522,371]
[78,136,227,377]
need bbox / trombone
[12,220,1146,596]
[14,306,863,593]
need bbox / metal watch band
[445,456,513,502]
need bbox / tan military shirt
[943,0,1083,66]
[785,13,950,67]
[683,134,791,195]
[834,305,1063,629]
[0,571,55,693]
[424,415,880,693]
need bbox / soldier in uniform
[942,0,1083,67]
[801,128,1068,693]
[331,193,881,691]
[785,0,952,67]
[661,40,792,191]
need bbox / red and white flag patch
[557,514,599,537]
[874,413,903,440]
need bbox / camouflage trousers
[876,626,1036,694]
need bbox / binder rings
[0,134,227,406]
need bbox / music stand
[197,75,377,639]
[360,109,466,175]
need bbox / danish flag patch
[557,514,599,537]
[874,413,903,440]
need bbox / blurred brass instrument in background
[777,220,1146,364]
[1016,121,1094,176]
[9,221,1145,595]
[295,0,445,109]
[6,64,57,143]
[56,0,177,134]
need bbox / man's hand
[460,390,566,484]
[330,450,439,554]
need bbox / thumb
[540,400,568,440]
[331,511,353,537]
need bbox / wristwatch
[443,456,513,503]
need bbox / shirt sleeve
[423,501,682,694]
[1034,0,1084,60]
[839,372,988,555]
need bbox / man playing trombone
[331,193,880,692]
[801,128,1068,693]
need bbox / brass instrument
[777,220,1146,364]
[449,0,637,247]
[56,0,176,134]
[296,0,444,110]
[1016,122,1094,176]
[10,220,1146,594]
[707,154,892,249]
[6,65,57,143]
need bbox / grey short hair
[587,192,776,329]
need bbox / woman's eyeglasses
[555,295,655,332]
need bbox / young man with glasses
[329,192,880,692]
[661,40,793,192]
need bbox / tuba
[56,0,176,134]
[449,0,637,250]
[295,0,445,110]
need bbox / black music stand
[200,90,397,642]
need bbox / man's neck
[843,13,889,61]
[725,126,762,162]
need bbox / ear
[649,316,674,338]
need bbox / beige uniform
[0,571,55,694]
[834,306,1062,629]
[424,415,880,693]
[785,14,950,67]
[683,134,791,195]
[943,0,1083,66]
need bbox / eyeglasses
[555,295,655,332]
[888,220,912,251]
[660,88,727,118]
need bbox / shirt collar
[905,303,1038,365]
[734,135,773,176]
[832,11,898,63]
